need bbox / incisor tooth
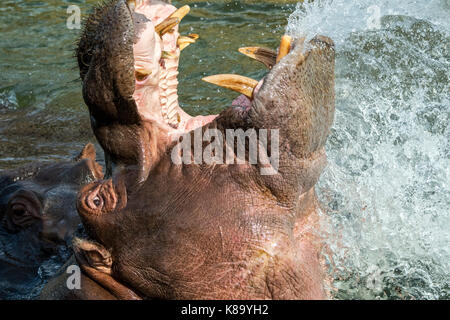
[161,51,177,59]
[177,34,199,51]
[202,74,258,99]
[154,5,191,37]
[135,68,152,81]
[276,35,292,63]
[238,47,277,69]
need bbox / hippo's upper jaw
[60,0,335,300]
[77,0,213,188]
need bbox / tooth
[167,5,191,22]
[135,68,152,75]
[154,5,190,37]
[161,51,177,59]
[135,68,152,81]
[178,34,199,51]
[276,35,292,63]
[238,47,277,69]
[202,74,258,99]
[177,36,195,51]
[155,17,180,37]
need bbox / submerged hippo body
[0,144,103,296]
[42,0,335,300]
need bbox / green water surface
[0,0,295,168]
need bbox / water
[286,0,449,299]
[0,0,448,299]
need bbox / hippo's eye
[11,203,27,217]
[6,198,40,231]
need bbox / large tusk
[202,74,258,99]
[154,5,191,37]
[238,47,277,69]
[178,34,199,51]
[276,35,292,63]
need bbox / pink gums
[133,1,193,131]
[132,1,273,142]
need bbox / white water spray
[286,0,449,299]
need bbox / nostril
[12,206,26,216]
[77,179,124,216]
[86,186,103,211]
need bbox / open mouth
[77,0,334,190]
[127,1,213,137]
[126,0,294,139]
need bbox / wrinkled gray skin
[0,143,103,295]
[42,0,335,300]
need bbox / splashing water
[0,0,447,300]
[287,0,449,299]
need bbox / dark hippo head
[0,144,103,265]
[42,0,334,300]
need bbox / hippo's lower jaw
[53,0,336,300]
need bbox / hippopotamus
[0,143,103,297]
[41,0,335,300]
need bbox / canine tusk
[276,35,292,63]
[238,47,277,69]
[154,5,191,37]
[202,74,259,99]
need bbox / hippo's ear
[66,143,104,183]
[73,237,112,275]
[75,143,97,162]
[72,237,141,299]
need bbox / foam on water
[286,0,449,299]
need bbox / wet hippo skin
[41,0,335,300]
[0,143,103,290]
